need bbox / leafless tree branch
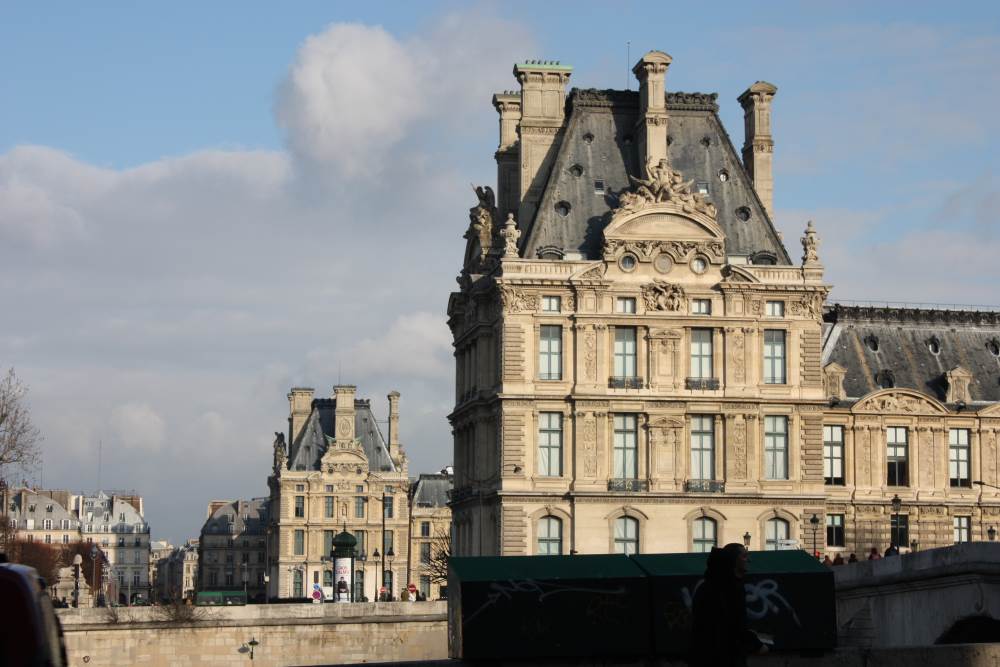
[0,368,41,479]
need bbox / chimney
[513,60,572,226]
[738,81,778,218]
[287,387,314,446]
[492,91,521,221]
[332,385,357,446]
[387,391,401,454]
[632,50,672,174]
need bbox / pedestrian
[689,543,766,667]
[832,554,844,566]
[847,553,858,564]
[821,555,832,566]
[867,547,881,561]
[884,545,899,557]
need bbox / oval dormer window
[927,336,941,355]
[988,339,1000,357]
[554,201,571,217]
[736,206,751,222]
[876,369,895,389]
[690,257,708,274]
[569,164,584,177]
[865,335,880,352]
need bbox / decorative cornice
[665,91,719,112]
[826,304,1000,326]
[568,89,719,113]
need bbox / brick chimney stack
[738,81,778,218]
[492,91,521,222]
[387,391,400,456]
[633,50,672,174]
[287,387,314,445]
[332,385,357,447]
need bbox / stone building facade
[408,472,452,600]
[199,498,269,601]
[268,385,412,601]
[447,51,1000,558]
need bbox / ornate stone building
[447,52,1000,558]
[267,385,411,600]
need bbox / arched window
[692,517,717,553]
[537,516,562,555]
[613,516,639,555]
[765,518,790,551]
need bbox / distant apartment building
[156,539,199,601]
[199,498,269,601]
[408,471,452,600]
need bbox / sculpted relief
[854,391,945,415]
[499,285,538,313]
[614,158,718,219]
[642,280,686,312]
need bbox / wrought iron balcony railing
[684,479,726,493]
[685,377,720,390]
[608,478,649,492]
[609,376,644,389]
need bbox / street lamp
[809,514,820,557]
[742,532,751,549]
[89,545,98,607]
[890,494,902,548]
[241,563,248,603]
[372,548,381,601]
[246,636,259,661]
[72,554,83,608]
[386,547,395,601]
[989,526,997,542]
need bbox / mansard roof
[201,497,269,536]
[287,398,395,473]
[411,473,452,509]
[7,489,77,525]
[822,304,1000,403]
[521,89,790,263]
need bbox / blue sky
[1,2,998,542]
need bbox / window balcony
[684,479,725,493]
[609,376,644,389]
[608,478,649,492]
[685,377,720,390]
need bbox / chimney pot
[738,81,778,218]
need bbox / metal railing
[609,376,644,389]
[685,377,720,390]
[684,480,725,493]
[608,479,649,492]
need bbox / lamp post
[241,562,248,603]
[386,547,395,600]
[89,544,98,607]
[809,514,820,558]
[989,526,997,542]
[72,554,83,608]
[372,548,381,601]
[891,494,902,549]
[742,532,751,549]
[246,636,259,661]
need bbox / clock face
[337,417,352,437]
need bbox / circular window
[735,206,751,222]
[988,339,1000,356]
[927,337,941,355]
[653,254,673,274]
[718,169,729,182]
[690,256,708,274]
[865,335,880,352]
[583,132,594,145]
[569,164,584,177]
[619,254,638,272]
[555,201,571,217]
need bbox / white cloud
[346,311,452,378]
[109,402,166,452]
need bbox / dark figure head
[706,543,749,581]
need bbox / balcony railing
[684,479,725,493]
[609,376,644,389]
[608,478,649,492]
[685,377,720,390]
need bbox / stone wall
[57,602,447,666]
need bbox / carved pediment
[852,389,947,415]
[648,416,684,429]
[320,446,368,475]
[720,265,760,283]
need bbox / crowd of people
[818,545,901,566]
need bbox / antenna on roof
[626,41,631,90]
[338,361,342,385]
[97,439,102,492]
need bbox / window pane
[823,425,845,485]
[690,329,713,379]
[538,412,563,477]
[616,297,636,314]
[826,514,845,547]
[542,296,561,312]
[690,415,714,481]
[539,325,563,380]
[953,516,970,543]
[764,416,788,479]
[614,517,639,555]
[613,327,637,378]
[763,330,786,384]
[765,519,789,551]
[887,427,909,486]
[890,514,909,546]
[613,414,638,479]
[692,518,717,553]
[537,516,562,555]
[766,301,784,317]
[949,429,970,487]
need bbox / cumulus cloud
[110,402,166,452]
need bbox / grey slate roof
[522,89,790,263]
[410,473,452,508]
[201,497,269,536]
[288,398,395,473]
[822,305,1000,403]
[7,489,78,529]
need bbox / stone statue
[641,280,686,312]
[616,158,717,218]
[468,185,498,264]
[802,220,820,266]
[273,432,287,474]
[500,213,520,258]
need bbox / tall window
[323,570,333,588]
[949,429,971,487]
[325,496,334,518]
[539,325,563,380]
[614,516,639,555]
[690,416,715,481]
[538,412,563,476]
[420,542,431,564]
[614,327,637,378]
[764,416,789,480]
[763,330,786,384]
[419,575,431,599]
[537,516,562,555]
[953,516,970,543]
[692,517,717,553]
[690,329,713,379]
[294,496,305,518]
[294,530,305,556]
[886,427,909,486]
[824,425,845,485]
[383,530,394,552]
[293,569,303,598]
[613,414,638,479]
[891,514,909,547]
[353,530,366,556]
[383,495,394,519]
[323,530,334,556]
[765,518,790,551]
[420,521,431,538]
[826,514,845,547]
[354,570,365,601]
[354,496,365,519]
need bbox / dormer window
[696,181,709,195]
[876,369,895,389]
[46,505,53,513]
[927,336,941,355]
[865,335,880,352]
[988,339,1000,357]
[594,179,605,194]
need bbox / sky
[2,1,999,543]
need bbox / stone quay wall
[56,601,447,666]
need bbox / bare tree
[0,368,41,480]
[427,528,451,584]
